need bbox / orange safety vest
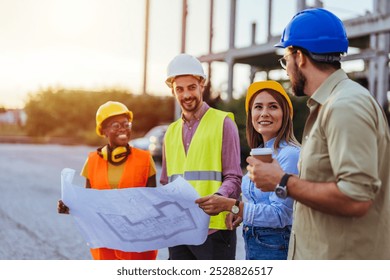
[87,147,158,260]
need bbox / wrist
[275,173,292,199]
[230,198,240,214]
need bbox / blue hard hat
[275,8,348,54]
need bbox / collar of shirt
[309,69,349,106]
[181,102,209,125]
[263,137,276,149]
[263,137,288,153]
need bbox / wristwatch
[275,173,292,199]
[231,200,240,215]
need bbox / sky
[0,0,373,108]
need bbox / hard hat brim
[245,81,293,118]
[165,74,206,88]
[95,101,133,137]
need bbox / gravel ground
[0,143,244,260]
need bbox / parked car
[130,125,169,161]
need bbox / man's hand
[246,156,284,192]
[225,212,242,230]
[195,195,235,216]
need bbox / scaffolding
[197,0,390,112]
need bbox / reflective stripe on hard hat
[95,101,133,137]
[165,53,207,88]
[168,171,223,183]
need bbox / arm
[146,155,157,187]
[202,147,297,227]
[287,176,371,217]
[197,146,295,228]
[246,157,372,217]
[146,174,156,187]
[216,117,242,199]
[242,176,294,228]
[196,195,242,216]
[195,194,244,230]
[241,146,298,228]
[159,143,168,186]
[196,177,293,228]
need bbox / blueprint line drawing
[61,168,210,252]
[98,201,196,242]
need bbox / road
[0,143,244,260]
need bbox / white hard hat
[165,53,207,88]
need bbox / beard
[180,96,202,113]
[291,62,307,97]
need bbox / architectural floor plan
[61,168,209,252]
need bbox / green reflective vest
[165,108,234,230]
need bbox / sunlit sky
[0,0,373,108]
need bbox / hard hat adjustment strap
[309,52,342,63]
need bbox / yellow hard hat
[95,101,133,137]
[245,80,293,118]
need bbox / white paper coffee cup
[250,148,273,163]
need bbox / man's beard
[180,96,201,113]
[291,62,306,97]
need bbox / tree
[24,87,174,146]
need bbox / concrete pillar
[227,56,234,102]
[226,0,237,101]
[375,0,390,108]
[267,0,272,41]
[368,0,390,109]
[297,0,306,11]
[174,0,188,120]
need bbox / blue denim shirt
[243,138,300,228]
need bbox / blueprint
[61,168,210,252]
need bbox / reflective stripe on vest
[168,171,222,183]
[164,107,235,230]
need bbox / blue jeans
[242,225,291,260]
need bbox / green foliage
[290,95,309,142]
[24,87,174,146]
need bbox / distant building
[0,109,27,126]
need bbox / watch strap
[280,173,292,187]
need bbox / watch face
[231,205,239,215]
[275,185,287,199]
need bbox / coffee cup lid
[250,148,273,156]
